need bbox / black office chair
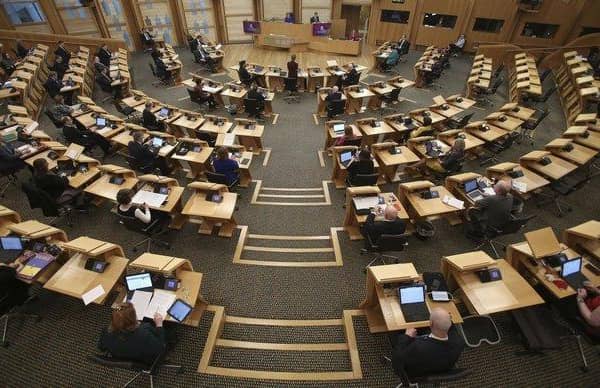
[148,63,170,87]
[479,132,519,166]
[518,107,549,145]
[187,88,213,112]
[360,234,408,272]
[121,153,154,174]
[205,170,239,192]
[383,353,470,388]
[446,112,474,129]
[379,88,402,116]
[346,172,379,188]
[62,125,95,152]
[194,131,216,147]
[0,168,19,198]
[244,98,263,119]
[471,213,536,258]
[283,78,300,104]
[492,64,504,80]
[1,293,40,347]
[327,99,346,119]
[118,214,170,253]
[21,180,74,227]
[431,156,465,184]
[536,174,587,217]
[474,76,504,106]
[88,350,182,388]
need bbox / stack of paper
[143,289,176,319]
[132,190,168,208]
[353,196,380,210]
[223,133,235,146]
[512,181,527,193]
[442,195,464,209]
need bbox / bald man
[361,205,406,250]
[467,179,514,238]
[391,307,464,378]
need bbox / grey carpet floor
[1,45,599,387]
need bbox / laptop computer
[339,151,353,167]
[254,65,264,72]
[333,123,345,134]
[398,284,430,323]
[561,257,588,290]
[158,107,169,118]
[464,179,484,202]
[524,227,562,259]
[125,272,154,300]
[56,159,76,177]
[0,236,24,261]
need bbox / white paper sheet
[483,187,496,196]
[82,285,105,306]
[131,190,168,208]
[223,133,235,146]
[130,290,153,321]
[512,181,527,193]
[442,195,464,209]
[143,289,176,319]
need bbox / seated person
[54,41,71,65]
[47,94,73,121]
[333,125,360,147]
[466,180,513,239]
[212,147,240,186]
[0,258,30,315]
[127,131,171,175]
[576,282,600,338]
[410,116,433,138]
[32,158,83,206]
[326,86,342,102]
[361,205,406,250]
[391,308,464,378]
[47,56,68,81]
[93,55,107,73]
[284,12,295,23]
[238,60,254,86]
[382,45,399,71]
[397,34,409,55]
[189,79,217,109]
[410,138,465,176]
[15,39,30,59]
[152,55,172,84]
[44,71,64,101]
[98,302,166,365]
[62,116,112,157]
[246,83,265,116]
[346,148,375,186]
[142,102,166,132]
[97,44,112,67]
[116,188,170,227]
[141,28,156,50]
[0,138,27,174]
[448,34,465,56]
[337,63,359,88]
[95,67,114,94]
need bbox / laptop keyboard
[564,272,588,290]
[401,303,430,323]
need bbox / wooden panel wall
[223,0,255,43]
[53,0,101,37]
[99,0,135,50]
[567,0,600,42]
[368,0,417,45]
[136,0,179,45]
[181,0,217,41]
[262,0,293,21]
[414,0,470,47]
[301,0,332,24]
[463,0,518,51]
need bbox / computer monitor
[312,22,332,36]
[340,151,352,164]
[152,137,164,147]
[0,236,23,251]
[464,179,478,193]
[159,107,169,117]
[95,117,106,127]
[562,257,582,277]
[399,285,426,305]
[125,272,153,291]
[243,21,260,34]
[333,123,345,133]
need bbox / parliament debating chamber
[1,0,600,386]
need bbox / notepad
[222,133,235,146]
[82,285,106,306]
[512,181,527,193]
[442,195,464,209]
[131,190,168,208]
[143,289,176,319]
[131,290,153,321]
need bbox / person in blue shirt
[384,45,400,70]
[213,147,239,186]
[284,12,295,23]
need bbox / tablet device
[152,137,164,147]
[95,117,106,127]
[167,299,193,322]
[1,236,23,251]
[125,272,153,291]
[109,175,125,185]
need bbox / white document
[442,195,464,210]
[143,289,176,319]
[432,291,449,301]
[82,285,106,306]
[131,190,168,208]
[95,127,112,136]
[352,196,380,210]
[130,291,153,321]
[23,121,39,135]
[482,187,496,196]
[223,133,235,146]
[512,181,527,193]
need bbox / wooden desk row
[466,54,493,99]
[555,50,599,125]
[414,46,446,88]
[508,52,542,103]
[157,44,183,83]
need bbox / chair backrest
[499,214,535,235]
[500,132,519,150]
[195,131,216,146]
[492,64,504,79]
[489,76,503,93]
[329,99,346,116]
[148,62,157,77]
[350,173,379,187]
[205,171,228,185]
[345,137,363,147]
[387,88,401,101]
[122,153,153,173]
[21,180,60,217]
[376,234,408,252]
[187,88,202,103]
[284,77,298,92]
[539,69,552,83]
[458,112,474,127]
[244,98,261,115]
[118,214,150,234]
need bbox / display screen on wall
[423,13,457,29]
[473,18,504,33]
[243,21,260,34]
[391,0,406,3]
[313,22,332,36]
[381,10,410,24]
[521,22,559,39]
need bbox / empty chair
[361,234,408,271]
[519,107,549,145]
[473,214,536,258]
[205,170,239,192]
[479,132,519,166]
[524,85,557,106]
[117,214,170,253]
[446,112,474,129]
[283,77,300,104]
[21,180,74,227]
[244,98,263,118]
[327,99,346,119]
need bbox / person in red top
[576,281,600,337]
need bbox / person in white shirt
[449,34,465,56]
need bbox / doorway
[341,3,371,40]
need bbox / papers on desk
[203,86,220,94]
[143,289,176,319]
[353,196,380,211]
[23,121,38,135]
[82,285,106,306]
[222,133,235,146]
[334,70,346,76]
[512,181,527,193]
[482,187,496,196]
[96,127,112,136]
[442,195,464,209]
[132,190,168,208]
[131,291,153,320]
[16,144,35,154]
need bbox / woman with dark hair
[346,148,375,185]
[213,147,239,185]
[98,302,166,364]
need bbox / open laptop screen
[340,151,352,164]
[1,236,23,251]
[399,285,425,304]
[562,257,582,277]
[464,179,477,193]
[125,273,152,291]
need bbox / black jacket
[54,46,70,64]
[44,78,63,98]
[50,61,69,80]
[16,43,29,59]
[97,48,112,67]
[247,89,265,102]
[239,66,252,82]
[475,194,514,230]
[363,212,406,243]
[392,327,464,378]
[325,91,342,102]
[143,108,158,128]
[347,159,374,179]
[98,322,166,365]
[0,143,25,172]
[33,172,68,201]
[287,61,298,79]
[128,141,156,167]
[0,266,29,315]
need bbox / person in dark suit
[391,308,464,378]
[32,158,82,205]
[361,205,406,249]
[98,302,166,365]
[287,55,298,79]
[97,44,112,67]
[325,86,342,102]
[48,55,69,81]
[44,71,64,100]
[397,34,409,55]
[466,180,514,239]
[238,60,254,86]
[128,131,170,175]
[0,259,30,315]
[284,12,295,23]
[15,40,29,59]
[191,37,215,72]
[247,83,265,103]
[62,116,112,157]
[338,63,359,87]
[54,41,71,65]
[142,102,165,131]
[310,12,320,23]
[153,56,171,83]
[190,79,217,108]
[141,28,155,50]
[346,148,374,185]
[95,67,114,93]
[0,139,27,174]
